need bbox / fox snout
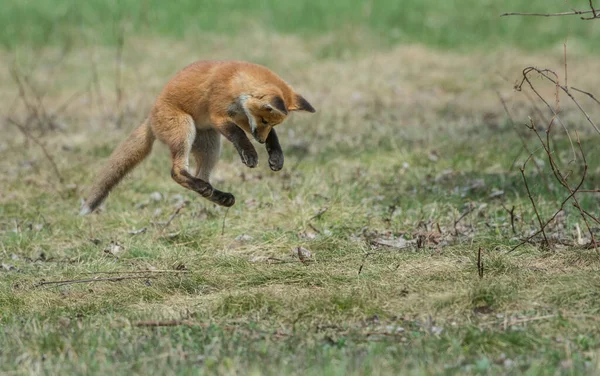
[252,129,266,144]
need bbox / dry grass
[1,32,600,374]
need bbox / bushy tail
[79,120,155,215]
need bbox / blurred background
[2,0,599,52]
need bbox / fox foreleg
[265,129,284,171]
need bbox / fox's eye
[260,118,268,125]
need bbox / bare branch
[38,275,155,287]
[500,9,600,19]
[571,87,600,107]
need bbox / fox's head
[239,90,316,143]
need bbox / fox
[79,60,316,215]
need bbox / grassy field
[2,1,600,375]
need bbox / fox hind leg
[153,113,234,207]
[192,129,221,182]
[191,129,234,206]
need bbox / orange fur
[80,60,315,215]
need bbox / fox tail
[79,120,155,215]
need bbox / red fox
[79,60,315,215]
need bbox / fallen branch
[38,275,155,287]
[81,270,190,274]
[133,320,209,328]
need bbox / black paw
[268,151,284,171]
[191,181,214,197]
[211,190,235,207]
[240,149,258,168]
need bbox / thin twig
[38,275,155,287]
[571,87,600,106]
[477,247,484,279]
[309,207,329,220]
[519,67,600,136]
[155,202,187,229]
[81,270,190,274]
[133,320,209,328]
[501,204,517,235]
[500,9,599,18]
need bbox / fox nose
[252,130,265,144]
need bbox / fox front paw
[240,149,258,168]
[268,151,284,171]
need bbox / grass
[2,0,600,53]
[2,9,600,375]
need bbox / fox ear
[263,96,288,115]
[289,94,316,113]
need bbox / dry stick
[358,252,374,275]
[10,67,46,134]
[497,90,547,184]
[591,0,599,18]
[579,207,600,225]
[81,270,190,274]
[509,128,590,253]
[522,89,551,126]
[501,204,517,235]
[21,74,56,132]
[533,108,597,250]
[6,118,64,184]
[477,247,484,279]
[571,87,600,106]
[520,68,577,160]
[157,202,187,229]
[134,320,209,328]
[521,67,600,136]
[500,9,600,18]
[38,275,155,287]
[309,207,329,221]
[520,150,549,248]
[565,134,598,249]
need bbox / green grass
[2,16,600,375]
[2,0,600,53]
